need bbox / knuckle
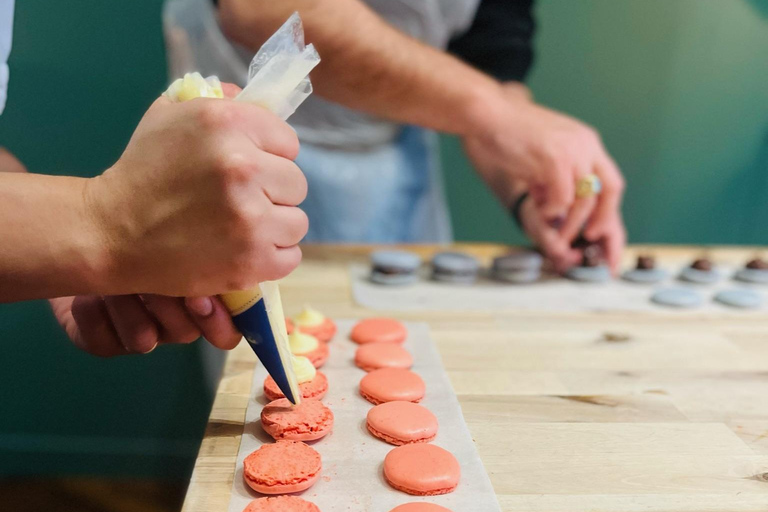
[196,100,233,131]
[214,152,252,185]
[582,126,602,145]
[278,130,300,161]
[295,208,309,238]
[290,164,308,204]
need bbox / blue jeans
[296,126,452,243]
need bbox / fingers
[584,155,625,241]
[559,195,597,243]
[68,296,128,358]
[103,295,160,354]
[255,151,308,206]
[601,216,627,274]
[221,82,242,99]
[140,294,201,344]
[202,100,299,160]
[239,105,299,160]
[268,205,309,248]
[536,163,575,221]
[519,199,580,272]
[185,296,242,350]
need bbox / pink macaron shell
[243,441,322,495]
[243,496,321,512]
[366,401,438,445]
[296,341,330,369]
[261,398,334,442]
[350,318,407,345]
[298,318,337,343]
[355,343,413,372]
[264,372,328,402]
[388,504,453,512]
[384,444,460,496]
[359,368,425,405]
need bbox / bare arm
[218,0,502,136]
[219,0,626,269]
[0,173,109,301]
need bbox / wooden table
[183,245,768,512]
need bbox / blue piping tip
[231,300,298,404]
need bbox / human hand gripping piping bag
[163,13,320,405]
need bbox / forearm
[218,0,502,135]
[0,174,110,301]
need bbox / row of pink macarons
[241,316,456,512]
[354,319,460,512]
[239,310,340,512]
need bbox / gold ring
[575,174,602,198]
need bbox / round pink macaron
[359,368,425,405]
[384,444,460,496]
[243,496,321,512]
[388,504,453,512]
[350,318,407,344]
[261,398,334,442]
[264,372,328,402]
[355,343,413,372]
[367,401,438,445]
[243,440,321,495]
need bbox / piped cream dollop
[294,306,325,327]
[289,331,319,355]
[292,355,317,383]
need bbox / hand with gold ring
[575,174,602,198]
[463,82,626,272]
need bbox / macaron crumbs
[243,440,321,495]
[243,496,320,512]
[261,398,334,442]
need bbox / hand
[518,194,626,273]
[517,196,581,273]
[86,91,309,297]
[50,294,241,357]
[463,83,626,270]
[465,83,625,220]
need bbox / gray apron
[163,0,480,242]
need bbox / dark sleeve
[448,0,536,82]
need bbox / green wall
[0,0,214,479]
[444,0,768,244]
[1,0,767,479]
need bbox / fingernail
[186,297,213,317]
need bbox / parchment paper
[227,320,500,512]
[350,263,767,314]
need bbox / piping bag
[163,13,320,404]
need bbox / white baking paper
[350,264,767,314]
[227,320,501,512]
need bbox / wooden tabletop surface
[182,245,768,512]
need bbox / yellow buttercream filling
[292,355,317,383]
[294,306,325,327]
[289,332,319,355]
